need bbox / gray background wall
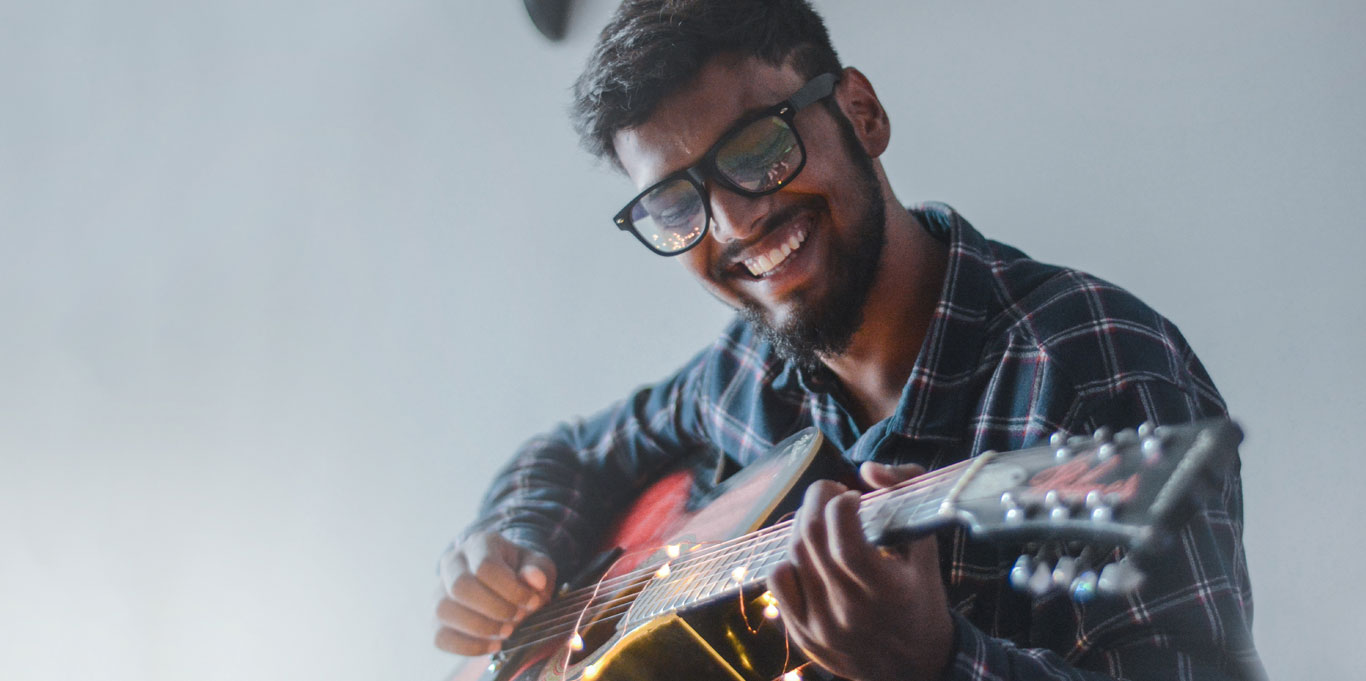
[2,1,1361,679]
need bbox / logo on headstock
[1026,455,1139,504]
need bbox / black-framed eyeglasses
[613,72,839,256]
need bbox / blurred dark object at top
[524,0,572,41]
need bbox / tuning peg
[1051,555,1078,589]
[1070,571,1099,603]
[1049,431,1068,448]
[1137,421,1156,439]
[1096,443,1118,461]
[1114,427,1139,445]
[1010,555,1033,591]
[1092,426,1113,443]
[1141,436,1164,465]
[1028,560,1055,596]
[1098,561,1146,594]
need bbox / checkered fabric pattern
[461,203,1261,680]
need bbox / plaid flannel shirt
[464,203,1261,680]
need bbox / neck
[821,199,948,428]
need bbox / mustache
[711,196,825,279]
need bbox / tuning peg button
[1097,443,1118,461]
[1098,561,1146,594]
[1052,556,1078,588]
[1070,571,1099,603]
[1010,555,1033,591]
[1028,561,1055,596]
[1141,437,1164,465]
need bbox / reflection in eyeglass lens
[716,117,800,192]
[636,178,706,253]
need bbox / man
[435,1,1261,679]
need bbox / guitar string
[499,467,970,653]
[497,494,963,658]
[500,463,972,649]
[503,464,967,643]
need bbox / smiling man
[435,2,1262,680]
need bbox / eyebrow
[651,97,787,183]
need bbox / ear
[833,66,891,158]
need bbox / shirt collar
[885,202,1002,445]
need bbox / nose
[706,183,770,245]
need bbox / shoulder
[987,256,1224,418]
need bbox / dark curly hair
[571,0,842,166]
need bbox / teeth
[743,227,809,277]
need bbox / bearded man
[434,2,1262,679]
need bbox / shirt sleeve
[943,376,1263,681]
[453,347,716,579]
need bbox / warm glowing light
[568,633,584,651]
[784,670,803,681]
[763,603,780,619]
[732,566,748,582]
[655,563,672,579]
[666,544,681,559]
[584,663,601,680]
[759,591,777,606]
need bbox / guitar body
[468,429,850,681]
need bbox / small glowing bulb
[584,663,601,680]
[655,563,671,579]
[568,633,584,651]
[666,544,681,559]
[759,591,777,606]
[784,670,803,681]
[763,603,780,619]
[732,566,747,582]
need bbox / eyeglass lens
[631,114,802,254]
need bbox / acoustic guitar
[448,418,1242,681]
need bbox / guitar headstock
[874,417,1242,600]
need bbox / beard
[740,115,887,372]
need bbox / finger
[824,489,878,588]
[859,461,927,489]
[448,569,522,622]
[435,625,503,656]
[767,561,807,623]
[518,553,558,610]
[463,535,540,609]
[436,597,517,640]
[789,504,834,613]
[796,482,859,593]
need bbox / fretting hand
[768,462,955,681]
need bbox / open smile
[743,226,808,277]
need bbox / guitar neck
[625,461,965,623]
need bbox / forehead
[612,57,807,188]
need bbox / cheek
[679,247,743,305]
[679,248,716,286]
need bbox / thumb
[859,461,927,490]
